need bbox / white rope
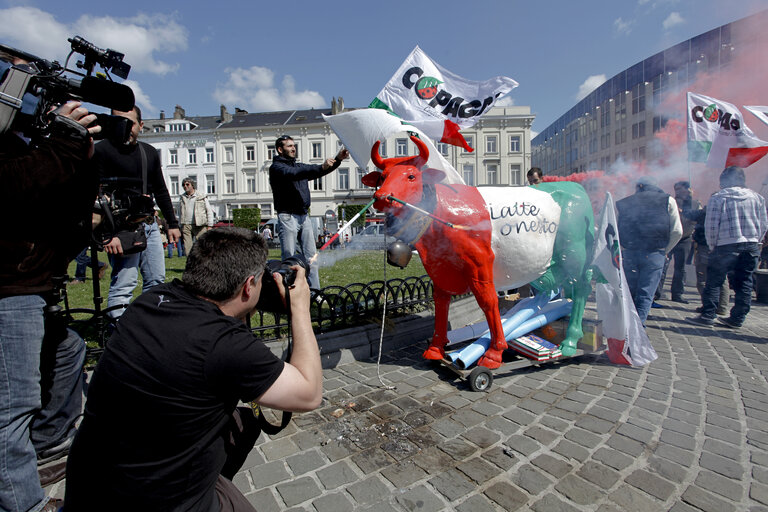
[375,248,395,390]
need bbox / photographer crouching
[64,228,322,511]
[0,55,101,512]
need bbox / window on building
[266,144,276,160]
[260,204,272,217]
[357,168,366,189]
[396,138,408,156]
[205,147,215,163]
[509,135,521,153]
[614,127,626,145]
[169,149,178,165]
[632,121,646,139]
[632,83,646,114]
[601,104,611,128]
[338,168,349,190]
[187,148,197,164]
[206,174,215,194]
[486,164,498,185]
[312,178,323,191]
[435,141,449,155]
[170,176,180,195]
[614,93,627,121]
[224,146,234,163]
[652,115,665,133]
[510,165,521,186]
[245,145,255,161]
[225,174,235,194]
[462,163,474,186]
[463,135,474,153]
[311,142,322,159]
[485,135,498,154]
[378,140,387,157]
[246,172,256,193]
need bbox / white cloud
[213,66,326,112]
[576,74,607,101]
[663,12,684,30]
[122,79,156,116]
[614,17,633,35]
[0,7,187,76]
[495,96,515,107]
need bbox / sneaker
[40,498,63,512]
[38,460,67,487]
[671,297,689,304]
[68,279,85,285]
[718,317,742,329]
[687,315,715,326]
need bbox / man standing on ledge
[269,135,348,289]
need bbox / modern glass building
[531,10,768,177]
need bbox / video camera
[256,255,312,313]
[0,36,135,142]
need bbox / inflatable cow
[363,136,594,369]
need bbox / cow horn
[411,135,430,169]
[371,141,385,170]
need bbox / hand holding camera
[256,255,312,314]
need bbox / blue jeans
[166,241,183,258]
[623,248,666,326]
[669,238,692,299]
[108,222,166,318]
[277,213,320,289]
[74,246,105,281]
[701,242,760,324]
[0,295,85,511]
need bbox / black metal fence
[69,275,436,358]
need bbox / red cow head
[362,135,446,213]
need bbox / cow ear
[422,167,446,185]
[362,171,384,187]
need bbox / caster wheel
[468,366,493,392]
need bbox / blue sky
[1,0,766,135]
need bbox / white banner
[745,105,768,127]
[592,193,657,367]
[371,46,518,147]
[687,92,768,168]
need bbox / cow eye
[408,174,416,180]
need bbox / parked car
[347,223,396,250]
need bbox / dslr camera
[256,255,311,313]
[0,36,135,142]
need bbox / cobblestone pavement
[47,289,768,511]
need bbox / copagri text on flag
[687,92,768,169]
[370,46,518,152]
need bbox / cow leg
[561,269,592,356]
[423,288,452,360]
[471,283,506,370]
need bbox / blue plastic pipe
[450,298,573,370]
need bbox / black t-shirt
[65,280,284,511]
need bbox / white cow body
[477,187,561,290]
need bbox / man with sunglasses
[269,135,348,288]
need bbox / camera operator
[64,228,323,511]
[94,106,181,319]
[0,51,102,511]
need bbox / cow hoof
[559,341,577,357]
[423,346,445,360]
[477,351,503,370]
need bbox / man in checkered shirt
[689,166,768,328]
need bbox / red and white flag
[369,46,518,152]
[745,105,768,128]
[592,193,657,367]
[687,92,768,169]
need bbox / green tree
[339,203,367,229]
[233,208,261,231]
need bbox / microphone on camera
[68,76,135,112]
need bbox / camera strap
[138,143,148,195]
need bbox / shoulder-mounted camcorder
[0,36,135,142]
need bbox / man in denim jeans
[269,135,348,289]
[94,106,181,318]
[688,166,767,328]
[0,94,98,511]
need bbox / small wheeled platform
[438,347,603,392]
[438,318,605,392]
